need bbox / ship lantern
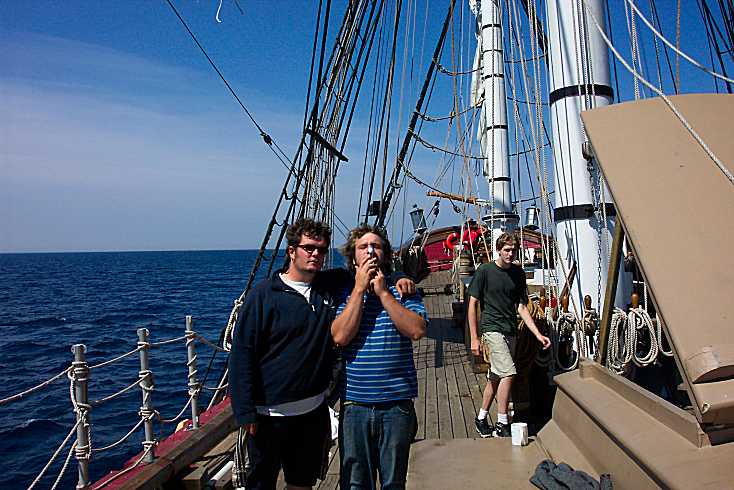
[410,204,428,235]
[525,207,540,230]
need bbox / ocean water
[0,250,334,488]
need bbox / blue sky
[2,1,729,252]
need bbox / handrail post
[186,315,200,429]
[71,344,90,490]
[137,328,156,463]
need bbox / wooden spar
[305,128,349,162]
[425,190,487,206]
[597,217,624,364]
[558,260,577,302]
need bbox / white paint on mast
[473,0,519,248]
[545,0,626,310]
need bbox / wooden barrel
[458,251,475,277]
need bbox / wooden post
[186,316,200,429]
[71,344,90,490]
[597,218,625,364]
[137,328,155,463]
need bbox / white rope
[149,334,188,347]
[629,307,658,366]
[606,307,632,374]
[195,334,229,352]
[90,444,155,490]
[88,346,141,370]
[27,420,80,490]
[91,373,149,406]
[583,0,734,187]
[223,298,243,352]
[626,0,734,85]
[0,367,70,405]
[91,417,146,453]
[657,313,674,357]
[158,395,194,424]
[50,441,76,490]
[201,383,229,392]
[215,0,223,23]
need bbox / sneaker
[475,417,493,438]
[494,421,511,438]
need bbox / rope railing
[22,317,228,489]
[195,333,230,352]
[0,366,70,406]
[158,395,194,425]
[201,383,229,392]
[90,445,156,490]
[91,373,150,406]
[51,441,77,490]
[27,420,80,490]
[88,346,142,370]
[91,417,146,453]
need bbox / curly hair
[285,218,332,248]
[340,224,393,274]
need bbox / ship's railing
[0,315,228,490]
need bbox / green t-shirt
[467,262,528,335]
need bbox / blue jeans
[339,400,418,490]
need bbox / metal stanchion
[186,315,200,429]
[71,344,90,489]
[137,328,156,463]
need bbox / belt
[343,399,412,409]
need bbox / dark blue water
[0,250,314,489]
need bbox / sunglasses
[296,244,329,255]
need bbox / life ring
[445,232,460,249]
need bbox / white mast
[472,0,519,246]
[545,0,620,309]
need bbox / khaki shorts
[482,332,517,380]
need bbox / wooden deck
[316,270,498,489]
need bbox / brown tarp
[582,94,734,424]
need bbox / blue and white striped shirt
[336,284,427,403]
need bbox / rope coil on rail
[545,308,582,372]
[607,306,671,374]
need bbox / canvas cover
[581,94,734,424]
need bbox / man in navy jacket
[229,219,415,490]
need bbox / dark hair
[281,218,331,271]
[341,224,393,274]
[495,232,519,251]
[286,218,332,248]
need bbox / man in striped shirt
[332,225,427,490]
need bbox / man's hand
[470,337,481,357]
[371,269,389,297]
[395,277,416,298]
[537,334,551,350]
[244,423,257,436]
[355,257,378,294]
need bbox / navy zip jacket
[228,268,351,426]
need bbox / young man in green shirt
[467,232,551,437]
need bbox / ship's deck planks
[316,270,490,489]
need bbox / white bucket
[511,422,528,446]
